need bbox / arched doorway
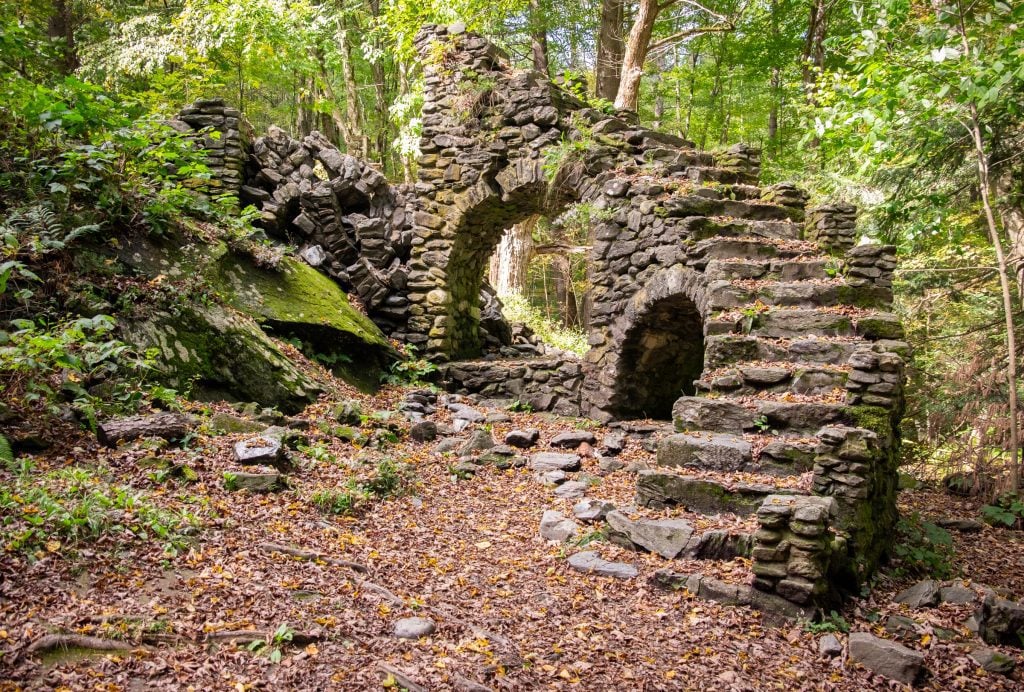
[612,292,706,420]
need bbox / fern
[0,434,13,465]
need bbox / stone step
[636,469,804,516]
[704,334,868,368]
[707,280,893,311]
[664,195,802,223]
[687,166,759,186]
[680,217,803,243]
[657,432,752,471]
[704,258,829,282]
[687,238,815,267]
[714,308,906,341]
[696,363,849,397]
[672,396,850,435]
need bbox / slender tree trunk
[614,0,659,111]
[315,50,358,152]
[683,48,699,139]
[488,219,536,296]
[48,0,78,75]
[365,0,390,167]
[550,253,580,328]
[595,0,625,100]
[994,169,1024,307]
[397,60,415,183]
[529,0,550,75]
[956,0,1020,491]
[335,13,367,158]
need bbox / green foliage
[0,435,12,465]
[309,458,416,515]
[0,464,198,556]
[247,623,294,663]
[571,527,607,548]
[382,345,438,385]
[499,293,588,355]
[506,399,534,413]
[892,513,956,579]
[542,122,595,182]
[803,610,850,634]
[981,494,1024,529]
[0,314,158,429]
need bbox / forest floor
[1,367,1023,690]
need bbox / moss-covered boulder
[116,230,395,410]
[121,302,320,413]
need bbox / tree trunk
[529,0,550,75]
[614,0,659,111]
[335,12,367,158]
[994,168,1024,307]
[488,219,536,296]
[595,0,625,100]
[48,0,78,75]
[550,253,580,328]
[956,0,1020,491]
[366,0,390,167]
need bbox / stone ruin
[169,23,909,612]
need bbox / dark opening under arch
[614,293,705,419]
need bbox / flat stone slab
[448,403,485,422]
[657,433,751,471]
[553,481,589,499]
[540,510,579,542]
[567,551,637,579]
[393,617,436,639]
[531,452,581,472]
[233,436,284,466]
[550,431,597,449]
[226,471,282,492]
[606,510,693,559]
[894,579,940,609]
[573,498,615,522]
[672,397,756,433]
[848,632,925,685]
[636,470,800,515]
[506,429,540,448]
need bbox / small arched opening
[613,293,705,420]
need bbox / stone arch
[605,265,710,419]
[443,165,567,359]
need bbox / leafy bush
[0,314,164,429]
[892,513,956,579]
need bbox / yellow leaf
[304,643,318,655]
[665,670,677,679]
[46,540,61,553]
[920,634,931,646]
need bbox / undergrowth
[499,293,588,355]
[0,459,198,558]
[309,458,417,516]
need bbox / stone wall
[805,203,858,253]
[436,356,583,416]
[169,98,249,197]
[752,495,842,607]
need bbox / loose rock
[393,617,436,639]
[848,632,925,685]
[567,551,638,579]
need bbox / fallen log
[258,542,368,573]
[378,663,429,692]
[97,412,196,447]
[27,634,134,656]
